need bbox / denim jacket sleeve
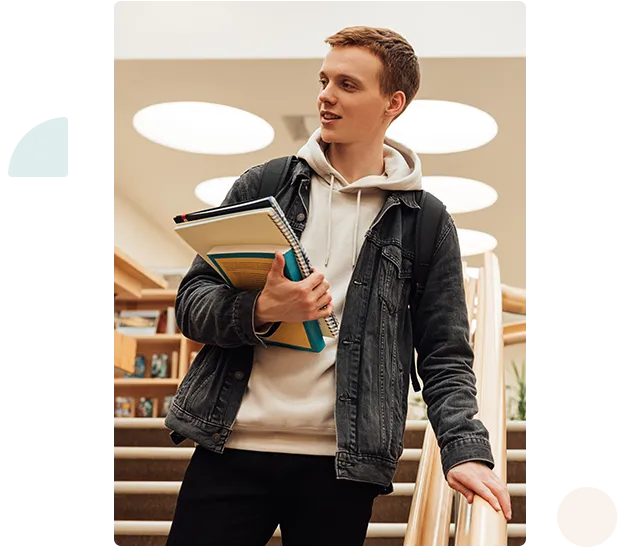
[411,213,496,477]
[174,163,276,348]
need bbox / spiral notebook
[173,197,340,347]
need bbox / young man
[165,26,511,546]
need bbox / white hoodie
[224,129,423,455]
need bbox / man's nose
[319,84,336,104]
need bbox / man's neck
[325,136,386,184]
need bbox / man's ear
[386,91,407,119]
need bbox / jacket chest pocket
[378,244,414,314]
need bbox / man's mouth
[321,112,342,120]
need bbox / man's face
[317,46,389,144]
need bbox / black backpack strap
[412,190,446,303]
[258,156,295,199]
[409,190,446,392]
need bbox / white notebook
[173,197,339,338]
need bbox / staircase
[114,418,525,545]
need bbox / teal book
[207,244,326,352]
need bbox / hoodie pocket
[378,243,413,314]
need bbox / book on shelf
[151,353,169,378]
[136,397,154,417]
[166,306,176,334]
[115,397,134,417]
[124,354,146,378]
[116,310,160,335]
[173,196,339,352]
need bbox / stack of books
[173,197,339,352]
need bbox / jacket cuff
[233,289,268,348]
[440,435,495,477]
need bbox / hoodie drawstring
[352,189,362,268]
[324,174,335,267]
[324,173,362,269]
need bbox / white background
[0,1,617,546]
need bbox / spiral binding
[267,201,340,337]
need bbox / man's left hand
[446,461,512,520]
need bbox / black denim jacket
[164,158,495,495]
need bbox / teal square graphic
[8,112,72,184]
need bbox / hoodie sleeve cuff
[255,322,274,335]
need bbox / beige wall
[115,187,193,271]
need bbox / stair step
[114,446,525,462]
[114,454,525,484]
[114,420,526,545]
[114,419,526,431]
[115,419,526,450]
[114,480,526,497]
[114,520,526,538]
[114,478,526,523]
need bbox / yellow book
[208,244,326,352]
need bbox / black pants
[166,446,382,546]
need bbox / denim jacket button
[212,433,221,442]
[234,370,245,380]
[296,213,306,222]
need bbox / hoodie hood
[297,128,423,193]
[296,128,422,268]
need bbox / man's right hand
[255,251,334,325]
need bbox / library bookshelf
[112,247,202,418]
[114,288,203,419]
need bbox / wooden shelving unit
[114,250,204,419]
[115,288,178,303]
[114,245,168,299]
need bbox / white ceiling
[114,2,526,289]
[114,1,526,59]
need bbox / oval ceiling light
[386,100,498,154]
[195,176,237,207]
[457,229,497,257]
[133,102,274,154]
[422,176,498,214]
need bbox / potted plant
[507,359,526,420]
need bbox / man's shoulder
[253,155,312,184]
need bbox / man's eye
[342,82,355,90]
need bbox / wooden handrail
[501,284,526,315]
[455,252,508,545]
[404,424,453,545]
[403,269,479,545]
[503,321,526,346]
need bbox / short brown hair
[325,26,420,122]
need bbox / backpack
[259,156,445,392]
